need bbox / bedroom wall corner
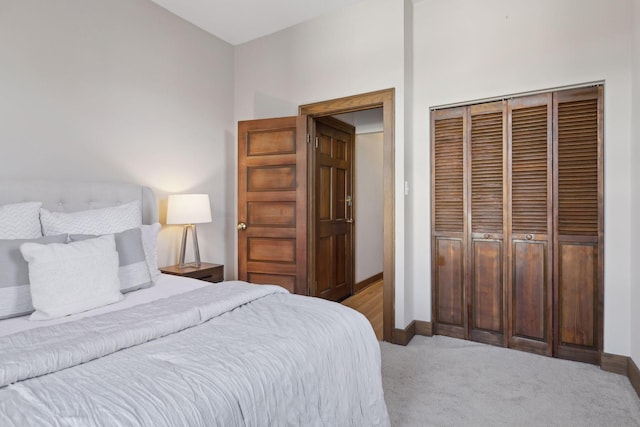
[0,0,235,272]
[630,0,640,369]
[403,0,417,330]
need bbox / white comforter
[0,281,389,426]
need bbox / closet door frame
[430,84,603,364]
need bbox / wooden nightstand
[160,263,224,284]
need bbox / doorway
[330,109,384,340]
[299,88,395,342]
[237,89,395,342]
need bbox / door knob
[237,222,247,230]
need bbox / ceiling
[150,0,367,46]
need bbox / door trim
[299,88,395,342]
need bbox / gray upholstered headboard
[0,181,158,225]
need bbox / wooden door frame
[299,88,395,342]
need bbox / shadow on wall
[253,92,298,119]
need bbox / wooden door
[506,94,553,356]
[312,117,355,301]
[468,101,507,346]
[237,116,308,295]
[432,107,467,339]
[553,86,603,364]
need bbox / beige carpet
[380,336,640,427]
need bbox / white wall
[412,0,634,355]
[0,0,235,273]
[354,132,384,283]
[334,108,384,134]
[234,0,410,326]
[630,0,640,366]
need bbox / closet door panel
[435,238,464,329]
[512,240,547,341]
[558,242,597,347]
[432,108,466,339]
[507,94,553,356]
[468,102,506,346]
[553,86,602,364]
[470,240,503,345]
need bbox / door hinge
[307,133,311,144]
[315,136,319,149]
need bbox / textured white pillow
[70,228,153,294]
[20,234,123,320]
[40,200,142,236]
[0,202,42,239]
[140,223,161,279]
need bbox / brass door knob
[237,222,247,230]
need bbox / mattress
[0,279,390,426]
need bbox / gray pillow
[70,228,152,294]
[0,234,68,319]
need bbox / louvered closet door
[468,102,507,346]
[507,94,553,356]
[432,107,466,339]
[553,87,603,364]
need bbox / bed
[0,181,389,426]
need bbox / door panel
[435,237,465,337]
[248,237,296,263]
[238,116,307,295]
[319,166,331,220]
[507,94,553,356]
[247,202,296,227]
[553,86,602,364]
[468,102,505,346]
[247,273,295,293]
[558,242,597,347]
[312,117,354,301]
[247,129,296,155]
[247,166,296,191]
[432,107,466,339]
[512,240,546,340]
[472,240,502,333]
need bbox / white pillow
[0,202,43,239]
[140,223,161,279]
[40,200,142,236]
[20,234,123,320]
[70,228,153,294]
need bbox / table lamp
[166,194,212,268]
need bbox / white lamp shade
[166,194,212,225]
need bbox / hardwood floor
[342,280,383,340]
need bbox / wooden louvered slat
[471,112,503,233]
[434,117,464,232]
[558,99,598,236]
[511,105,548,234]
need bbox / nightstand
[160,263,224,284]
